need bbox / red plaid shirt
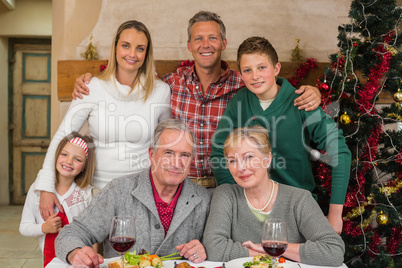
[163,61,244,178]
[151,172,183,236]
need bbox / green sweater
[203,183,345,265]
[210,78,351,204]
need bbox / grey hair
[187,11,226,41]
[151,119,196,156]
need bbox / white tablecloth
[47,256,348,268]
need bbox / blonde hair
[54,132,96,189]
[223,125,272,158]
[98,20,156,101]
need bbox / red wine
[110,236,136,253]
[262,241,288,257]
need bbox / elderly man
[55,119,211,267]
[72,11,321,188]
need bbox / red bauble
[353,42,359,47]
[319,82,330,91]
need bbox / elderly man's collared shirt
[163,61,244,178]
[150,172,183,235]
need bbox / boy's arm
[210,106,238,185]
[327,204,344,234]
[302,109,351,233]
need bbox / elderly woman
[204,125,345,266]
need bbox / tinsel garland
[287,58,318,87]
[343,219,367,237]
[368,230,381,258]
[387,226,402,255]
[356,37,392,114]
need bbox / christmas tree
[313,1,402,267]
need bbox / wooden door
[11,44,51,204]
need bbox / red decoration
[287,58,318,87]
[357,43,391,114]
[387,227,402,255]
[319,82,330,91]
[177,60,195,68]
[368,230,381,258]
[333,57,345,70]
[100,63,107,72]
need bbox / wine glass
[261,218,288,268]
[109,216,136,268]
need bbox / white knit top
[35,75,171,191]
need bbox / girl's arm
[19,184,45,237]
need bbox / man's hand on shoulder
[294,85,321,111]
[73,73,94,100]
[67,246,104,267]
[39,191,63,221]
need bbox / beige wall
[0,0,51,37]
[0,0,52,205]
[51,0,102,135]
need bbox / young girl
[19,132,96,267]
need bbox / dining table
[47,256,348,268]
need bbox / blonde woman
[204,126,345,266]
[35,20,171,220]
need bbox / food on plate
[139,259,152,268]
[278,257,286,263]
[108,257,138,268]
[176,263,191,268]
[108,250,181,268]
[151,257,162,267]
[243,254,273,268]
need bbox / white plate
[226,257,299,268]
[102,257,299,268]
[163,259,224,268]
[101,257,120,267]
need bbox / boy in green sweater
[210,36,351,234]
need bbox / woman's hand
[176,239,207,263]
[67,246,104,267]
[294,85,321,111]
[39,191,63,221]
[41,213,61,234]
[72,73,93,99]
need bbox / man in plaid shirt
[73,11,321,188]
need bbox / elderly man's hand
[176,239,206,263]
[67,246,104,267]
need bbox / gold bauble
[393,91,402,102]
[340,112,351,125]
[376,212,388,225]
